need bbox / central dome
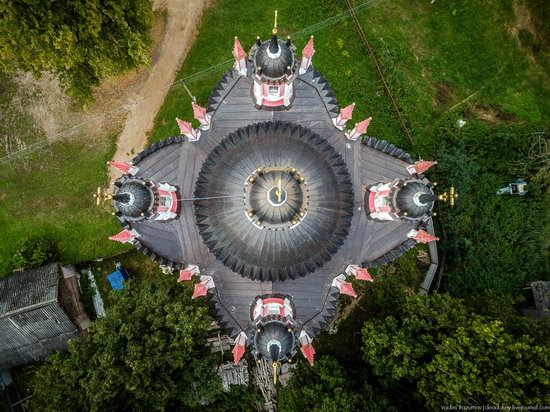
[245,167,308,229]
[194,121,354,282]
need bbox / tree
[362,294,550,410]
[0,0,153,103]
[29,276,222,411]
[12,236,57,269]
[278,356,395,412]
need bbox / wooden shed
[0,263,86,369]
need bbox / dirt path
[109,0,206,182]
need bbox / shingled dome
[394,180,435,219]
[113,179,154,220]
[254,321,295,361]
[194,121,354,282]
[253,36,295,80]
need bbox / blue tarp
[107,268,129,290]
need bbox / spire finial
[273,10,278,34]
[273,362,278,384]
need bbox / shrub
[12,236,58,270]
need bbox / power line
[0,0,387,164]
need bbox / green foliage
[198,385,258,412]
[278,356,395,412]
[362,294,550,410]
[29,276,222,411]
[0,71,123,277]
[0,0,153,103]
[77,269,97,320]
[12,235,57,269]
[465,290,550,344]
[432,127,549,297]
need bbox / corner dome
[253,36,295,81]
[254,321,295,362]
[394,180,435,220]
[113,179,154,220]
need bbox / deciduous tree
[362,294,550,410]
[278,356,395,412]
[30,276,222,411]
[0,0,153,103]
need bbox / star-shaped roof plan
[108,30,438,366]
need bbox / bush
[12,236,58,270]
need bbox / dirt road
[109,0,205,182]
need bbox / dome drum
[393,179,436,221]
[112,177,180,222]
[112,178,155,222]
[366,178,436,222]
[251,315,298,362]
[244,166,308,229]
[250,35,298,109]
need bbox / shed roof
[0,263,60,317]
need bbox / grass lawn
[0,9,169,277]
[349,0,550,295]
[0,73,126,276]
[87,250,165,310]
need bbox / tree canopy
[12,235,58,270]
[362,294,550,410]
[29,276,222,411]
[278,356,395,412]
[0,0,153,103]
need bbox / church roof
[110,39,435,343]
[194,121,354,282]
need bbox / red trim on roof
[176,118,192,134]
[340,281,357,298]
[192,281,208,299]
[412,229,439,244]
[178,269,193,282]
[233,343,246,364]
[109,161,131,174]
[368,192,376,212]
[414,160,437,174]
[355,268,373,282]
[302,36,315,59]
[233,37,247,61]
[262,98,285,107]
[169,192,178,213]
[192,102,207,120]
[355,117,372,134]
[339,103,355,120]
[300,343,315,366]
[263,298,285,305]
[109,229,136,244]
